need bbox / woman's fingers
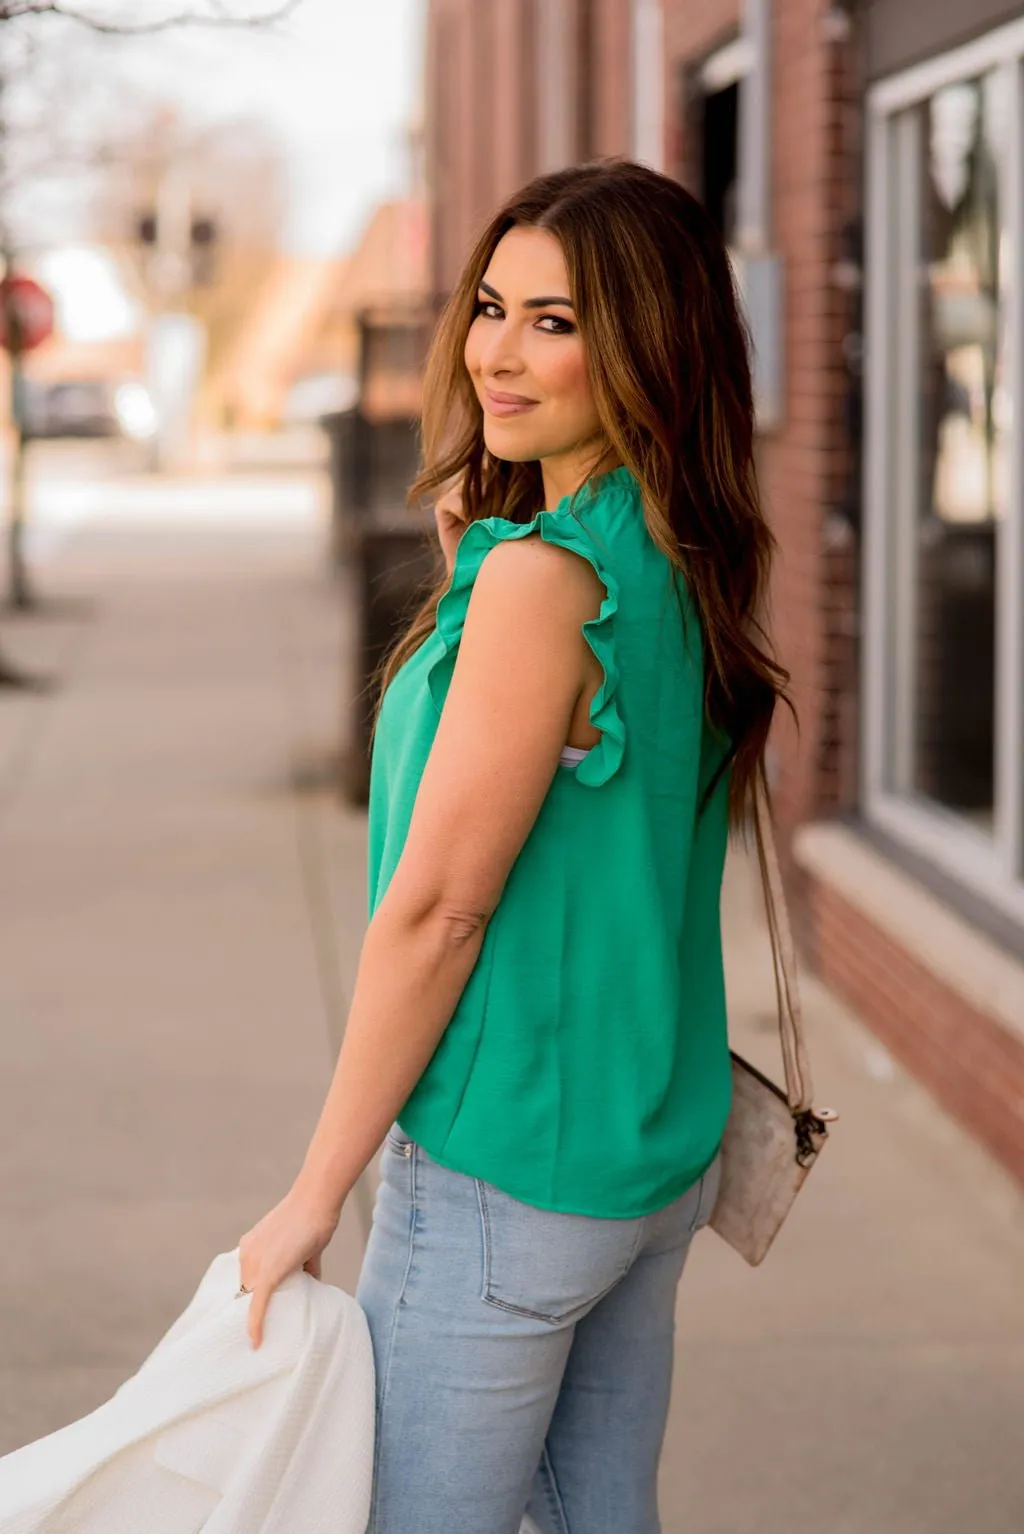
[236,1240,264,1349]
[247,1282,270,1350]
[237,1235,274,1349]
[243,1256,320,1349]
[237,1241,255,1298]
[236,1189,338,1348]
[436,480,466,516]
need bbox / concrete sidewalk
[0,476,1022,1532]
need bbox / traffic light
[134,210,218,286]
[190,217,217,286]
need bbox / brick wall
[492,0,538,206]
[426,0,862,841]
[589,0,634,156]
[664,0,862,846]
[426,0,635,293]
[811,877,1024,1185]
[428,0,516,293]
[422,0,1024,1193]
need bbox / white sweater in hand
[0,1251,375,1534]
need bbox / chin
[483,422,571,465]
[481,424,537,463]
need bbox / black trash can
[341,515,439,805]
[320,408,369,566]
[321,411,424,568]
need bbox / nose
[478,316,526,380]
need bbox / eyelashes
[473,299,576,335]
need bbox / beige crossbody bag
[709,780,838,1266]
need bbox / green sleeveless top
[367,466,732,1218]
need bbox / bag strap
[752,775,815,1116]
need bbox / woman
[238,159,788,1533]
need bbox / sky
[12,0,425,260]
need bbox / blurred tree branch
[0,1,302,30]
[0,0,301,635]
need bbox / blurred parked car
[21,378,158,442]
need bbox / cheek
[533,342,594,417]
[464,318,484,377]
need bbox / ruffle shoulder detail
[426,504,626,788]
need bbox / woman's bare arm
[294,535,602,1209]
[239,535,603,1342]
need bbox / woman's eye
[536,315,575,335]
[475,299,503,319]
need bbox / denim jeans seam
[482,1291,567,1326]
[370,1145,419,1520]
[688,1159,719,1234]
[474,1177,492,1301]
[477,1178,645,1325]
[625,1213,648,1269]
[539,1442,571,1534]
[685,1172,704,1235]
[476,1180,565,1325]
[483,1272,627,1328]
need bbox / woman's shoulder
[447,517,610,692]
[448,488,620,612]
[467,524,603,604]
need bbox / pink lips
[483,387,540,419]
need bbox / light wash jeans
[355,1123,721,1534]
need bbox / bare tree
[0,2,302,31]
[0,0,304,651]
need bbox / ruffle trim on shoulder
[426,505,626,788]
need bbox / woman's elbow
[432,897,493,950]
[382,880,495,953]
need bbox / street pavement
[0,447,1022,1532]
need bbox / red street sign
[0,275,55,354]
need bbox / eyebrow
[479,279,574,311]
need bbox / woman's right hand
[237,1184,339,1349]
[434,483,470,576]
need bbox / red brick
[808,877,1024,1187]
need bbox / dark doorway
[700,81,739,243]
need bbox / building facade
[426,0,635,295]
[802,0,1024,1180]
[422,0,1024,1183]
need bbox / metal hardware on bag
[796,1105,840,1166]
[793,1109,827,1169]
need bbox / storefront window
[866,33,1024,920]
[912,71,1007,828]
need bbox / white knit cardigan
[0,1251,375,1534]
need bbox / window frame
[863,18,1024,926]
[632,0,665,170]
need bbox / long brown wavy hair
[379,158,790,827]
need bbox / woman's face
[464,227,604,472]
